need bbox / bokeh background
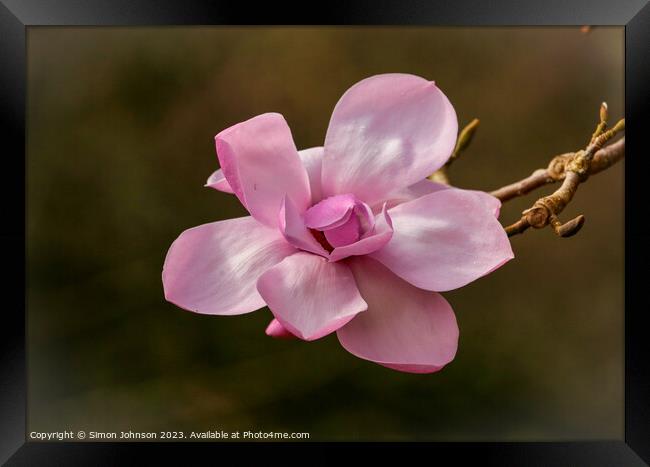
[27,27,624,441]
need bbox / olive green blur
[27,27,624,440]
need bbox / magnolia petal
[257,252,367,341]
[378,179,448,209]
[324,214,361,248]
[354,201,376,235]
[205,147,324,202]
[298,146,324,204]
[338,256,458,374]
[265,318,297,339]
[322,73,458,205]
[329,204,393,262]
[304,194,356,230]
[380,180,502,218]
[205,169,235,194]
[279,196,330,258]
[163,216,295,315]
[371,189,513,292]
[468,189,502,218]
[215,113,311,228]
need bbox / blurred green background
[27,27,624,441]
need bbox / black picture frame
[2,1,648,464]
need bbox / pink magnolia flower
[163,73,513,374]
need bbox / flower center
[303,194,374,250]
[309,228,335,253]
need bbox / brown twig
[490,138,625,203]
[491,102,625,238]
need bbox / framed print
[1,0,649,465]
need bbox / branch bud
[599,102,608,124]
[452,118,480,160]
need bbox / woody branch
[437,102,625,238]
